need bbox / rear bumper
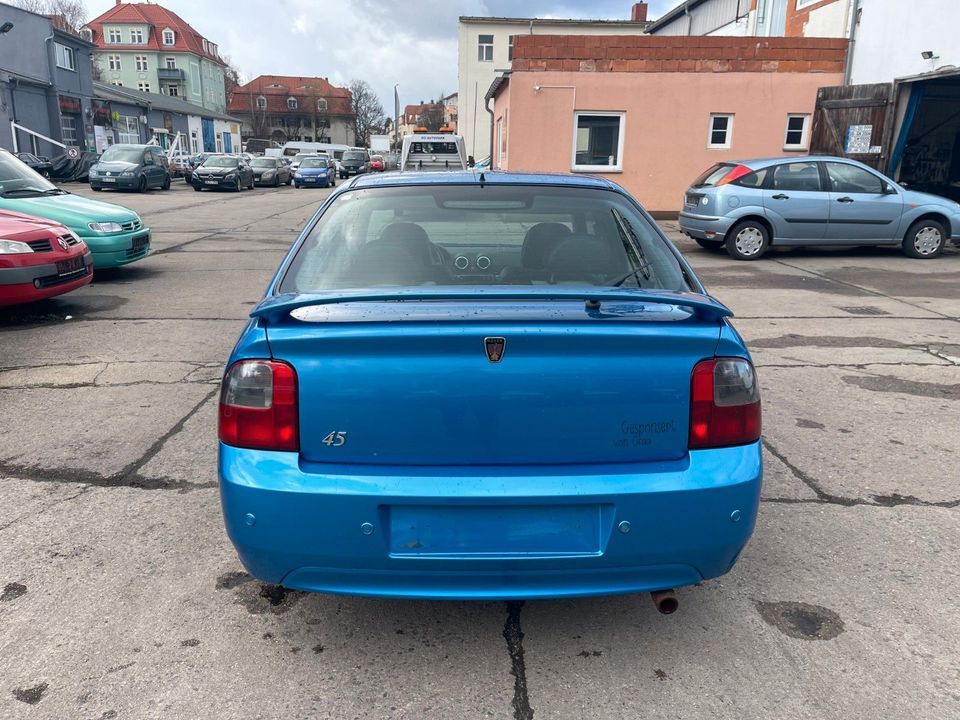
[219,441,763,599]
[678,211,735,240]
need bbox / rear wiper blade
[609,208,652,284]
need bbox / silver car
[679,156,960,260]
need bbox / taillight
[219,360,298,451]
[716,164,752,186]
[689,358,761,449]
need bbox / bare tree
[220,54,242,104]
[11,0,87,32]
[349,79,386,148]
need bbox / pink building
[489,35,846,215]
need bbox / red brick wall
[511,34,847,74]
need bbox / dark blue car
[218,172,762,606]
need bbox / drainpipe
[485,94,494,166]
[43,30,57,152]
[843,0,861,85]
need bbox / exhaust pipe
[651,589,678,615]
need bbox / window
[135,55,148,71]
[708,114,733,148]
[138,82,151,92]
[317,98,328,112]
[167,85,179,97]
[256,95,267,109]
[771,161,822,192]
[572,112,625,171]
[825,162,885,194]
[108,55,121,71]
[163,29,175,45]
[55,43,75,71]
[784,114,810,150]
[130,28,144,43]
[478,34,493,62]
[108,28,121,43]
[60,116,78,146]
[508,36,514,61]
[287,97,298,109]
[165,57,177,69]
[117,116,139,144]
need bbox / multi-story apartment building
[228,76,355,146]
[84,2,227,113]
[457,3,650,161]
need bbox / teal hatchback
[0,150,150,269]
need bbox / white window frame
[135,55,148,71]
[130,28,144,44]
[256,95,267,110]
[138,82,151,93]
[167,85,180,97]
[571,111,626,173]
[707,113,734,149]
[317,98,328,112]
[108,28,121,43]
[163,29,175,45]
[117,115,139,144]
[783,113,810,150]
[55,43,75,71]
[795,0,821,7]
[108,55,121,71]
[165,57,177,69]
[478,34,493,62]
[508,36,514,61]
[287,97,298,110]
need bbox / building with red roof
[228,76,356,147]
[84,1,228,113]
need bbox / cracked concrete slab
[136,395,219,488]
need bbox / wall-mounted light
[921,50,939,60]
[0,22,15,34]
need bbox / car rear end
[218,177,762,601]
[679,162,761,242]
[0,214,92,306]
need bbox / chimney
[630,2,648,22]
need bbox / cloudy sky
[84,0,682,110]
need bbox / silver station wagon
[679,156,960,260]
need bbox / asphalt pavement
[1,179,958,719]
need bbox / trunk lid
[262,298,724,466]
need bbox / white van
[400,133,467,172]
[280,141,350,162]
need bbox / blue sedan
[293,157,335,188]
[218,172,762,606]
[679,156,960,259]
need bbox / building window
[136,55,148,71]
[138,82,151,92]
[572,112,625,171]
[795,0,820,7]
[60,115,78,146]
[54,43,75,71]
[130,28,144,43]
[256,95,267,109]
[708,113,734,149]
[108,55,121,71]
[117,115,139,144]
[108,28,121,43]
[163,29,175,45]
[287,97,298,109]
[165,57,177,69]
[478,34,493,62]
[508,36,514,61]
[317,98,328,112]
[784,114,810,150]
[167,85,180,97]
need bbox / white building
[457,3,650,161]
[644,0,854,38]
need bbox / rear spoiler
[251,289,733,321]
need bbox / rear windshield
[279,185,690,293]
[692,163,734,188]
[251,158,277,167]
[411,142,458,154]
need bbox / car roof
[731,156,878,170]
[347,170,620,191]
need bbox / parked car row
[0,148,150,306]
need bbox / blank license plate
[388,504,603,557]
[205,180,218,185]
[102,177,116,183]
[56,256,84,274]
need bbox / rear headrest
[376,222,430,247]
[545,237,618,277]
[522,222,572,268]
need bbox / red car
[0,210,93,307]
[369,154,385,172]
